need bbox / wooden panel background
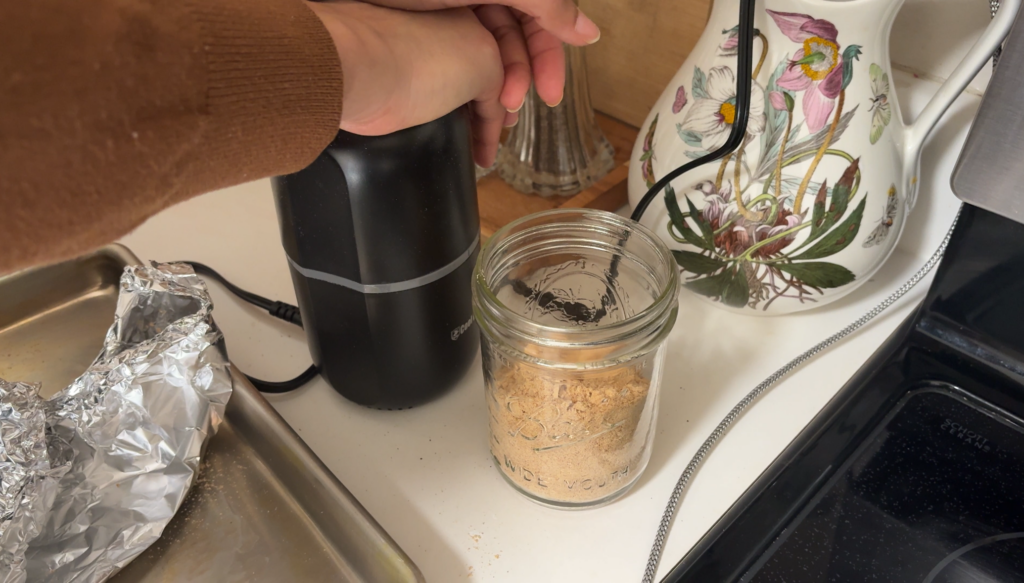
[582,0,712,128]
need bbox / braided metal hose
[640,207,962,583]
[993,0,1004,65]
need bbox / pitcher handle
[903,0,1021,209]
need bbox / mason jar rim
[474,209,679,345]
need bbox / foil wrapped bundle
[0,381,69,583]
[0,263,232,582]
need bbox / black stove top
[746,388,1024,582]
[665,205,1024,582]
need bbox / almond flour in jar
[473,209,678,508]
[487,362,654,505]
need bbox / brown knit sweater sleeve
[0,0,343,275]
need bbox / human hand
[306,0,601,168]
[308,0,510,167]
[359,0,602,110]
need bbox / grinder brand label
[451,316,474,341]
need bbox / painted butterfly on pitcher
[868,64,892,145]
[863,185,899,247]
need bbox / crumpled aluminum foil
[0,380,69,583]
[0,263,232,583]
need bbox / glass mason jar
[473,209,679,508]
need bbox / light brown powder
[487,362,651,504]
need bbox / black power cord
[608,0,756,304]
[181,261,317,394]
[631,0,756,223]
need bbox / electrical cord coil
[181,261,316,394]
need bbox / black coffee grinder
[661,9,1024,581]
[271,108,480,409]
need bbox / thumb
[354,0,601,47]
[485,0,600,46]
[466,0,598,46]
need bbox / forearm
[0,0,343,274]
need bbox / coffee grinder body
[272,108,480,409]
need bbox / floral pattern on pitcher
[629,0,1008,315]
[663,9,869,311]
[640,114,659,189]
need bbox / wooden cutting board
[478,113,637,238]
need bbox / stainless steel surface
[952,3,1024,222]
[21,261,232,583]
[0,246,425,583]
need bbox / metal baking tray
[0,245,424,583]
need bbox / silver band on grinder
[286,234,479,295]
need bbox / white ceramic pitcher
[628,0,1018,314]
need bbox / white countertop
[120,71,979,582]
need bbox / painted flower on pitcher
[660,10,867,311]
[718,211,804,259]
[768,91,789,111]
[719,25,740,56]
[679,66,766,151]
[639,114,658,188]
[696,181,736,227]
[767,10,851,133]
[745,211,803,257]
[692,181,802,258]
